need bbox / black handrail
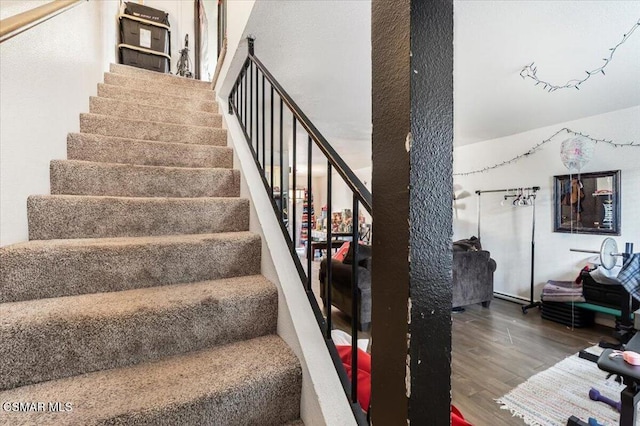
[246,43,372,214]
[228,37,371,424]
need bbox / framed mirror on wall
[553,170,621,235]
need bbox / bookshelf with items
[300,189,316,247]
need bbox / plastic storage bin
[123,2,169,26]
[118,2,170,73]
[119,46,170,73]
[120,15,169,53]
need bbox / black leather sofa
[319,244,372,331]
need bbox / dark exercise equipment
[596,243,639,426]
[589,388,621,412]
[570,242,639,426]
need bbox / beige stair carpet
[0,64,302,425]
[66,133,232,168]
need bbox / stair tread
[30,194,244,202]
[0,335,301,426]
[81,111,219,131]
[67,133,233,168]
[80,113,227,146]
[50,159,240,198]
[2,274,273,322]
[97,83,218,113]
[53,158,231,172]
[110,63,213,90]
[104,72,215,100]
[4,231,257,251]
[28,194,250,239]
[89,96,222,128]
[1,232,261,303]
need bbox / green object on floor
[569,302,626,317]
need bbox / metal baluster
[255,66,259,163]
[262,75,266,171]
[351,195,360,405]
[326,163,333,338]
[249,62,253,146]
[292,119,297,244]
[243,62,248,130]
[306,136,312,291]
[238,68,244,127]
[238,72,242,126]
[270,86,274,194]
[279,98,284,221]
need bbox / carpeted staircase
[0,64,302,425]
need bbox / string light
[454,128,637,176]
[520,19,640,92]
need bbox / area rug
[496,347,638,425]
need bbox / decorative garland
[454,128,637,177]
[520,19,640,92]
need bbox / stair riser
[104,73,215,100]
[98,83,218,113]
[110,63,213,90]
[0,285,277,390]
[80,113,227,146]
[89,97,222,128]
[67,133,233,168]
[28,196,249,240]
[0,234,261,303]
[50,160,240,198]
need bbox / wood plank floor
[452,299,614,426]
[308,257,615,424]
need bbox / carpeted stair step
[110,63,213,90]
[80,113,226,145]
[104,72,215,101]
[89,96,222,128]
[0,275,277,390]
[97,83,218,113]
[0,232,261,303]
[0,335,301,425]
[28,195,249,240]
[50,160,239,198]
[67,133,233,168]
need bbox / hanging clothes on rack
[475,186,541,313]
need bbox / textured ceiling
[234,0,638,167]
[454,1,640,145]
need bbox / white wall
[329,166,372,223]
[216,1,371,172]
[142,0,194,76]
[200,0,218,81]
[0,0,119,247]
[453,107,640,300]
[215,0,255,94]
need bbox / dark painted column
[371,0,453,424]
[409,0,454,424]
[371,0,410,423]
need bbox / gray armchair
[452,250,496,308]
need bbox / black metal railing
[228,38,372,424]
